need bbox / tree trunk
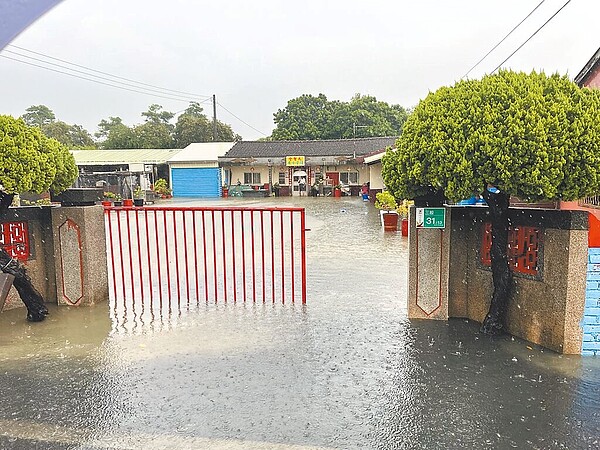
[481,188,512,335]
[0,192,14,211]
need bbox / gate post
[51,206,108,306]
[407,206,450,320]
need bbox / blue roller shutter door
[171,167,221,197]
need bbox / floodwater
[0,197,599,449]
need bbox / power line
[462,0,546,79]
[217,101,268,137]
[6,44,211,99]
[2,49,206,103]
[491,0,573,74]
[0,54,200,103]
[0,46,267,137]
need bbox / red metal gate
[104,206,307,314]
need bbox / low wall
[0,207,56,310]
[0,205,107,313]
[409,206,588,354]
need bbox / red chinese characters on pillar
[0,221,30,261]
[481,223,540,276]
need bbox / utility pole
[213,94,218,142]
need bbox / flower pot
[333,188,342,198]
[123,199,134,208]
[134,198,144,207]
[113,200,122,207]
[101,200,112,207]
[222,188,229,198]
[401,218,409,236]
[382,212,399,231]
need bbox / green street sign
[416,207,445,229]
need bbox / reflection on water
[0,197,598,449]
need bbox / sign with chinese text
[415,208,445,229]
[0,221,30,261]
[285,156,305,167]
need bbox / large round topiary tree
[382,70,600,335]
[0,114,78,208]
[0,115,79,321]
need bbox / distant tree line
[20,102,241,150]
[19,94,409,149]
[269,93,409,140]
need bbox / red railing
[104,206,307,314]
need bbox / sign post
[416,207,446,229]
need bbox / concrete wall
[0,205,108,313]
[584,249,600,355]
[0,207,56,310]
[409,206,588,354]
[368,163,385,190]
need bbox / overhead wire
[0,54,202,103]
[490,0,573,74]
[0,49,265,136]
[462,0,546,79]
[2,49,206,102]
[217,101,268,136]
[6,44,211,99]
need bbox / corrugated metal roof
[221,137,398,159]
[167,142,235,163]
[71,148,182,165]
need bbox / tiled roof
[222,137,398,159]
[575,47,600,86]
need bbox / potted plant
[397,199,413,236]
[133,186,144,207]
[375,191,399,231]
[153,178,172,198]
[102,191,117,207]
[222,184,229,198]
[113,193,123,207]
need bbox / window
[340,172,358,185]
[278,172,286,184]
[244,172,261,184]
[481,223,540,277]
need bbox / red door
[326,172,339,186]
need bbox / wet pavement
[0,197,599,449]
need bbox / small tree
[0,115,79,322]
[382,70,600,334]
[0,115,78,208]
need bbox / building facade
[219,137,397,196]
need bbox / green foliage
[97,102,240,149]
[133,185,144,198]
[271,93,409,140]
[375,191,398,210]
[382,70,600,202]
[0,115,78,194]
[153,178,171,196]
[21,105,55,127]
[21,105,96,149]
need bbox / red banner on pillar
[0,221,30,261]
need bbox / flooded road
[1,197,599,449]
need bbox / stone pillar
[51,206,108,306]
[408,206,450,320]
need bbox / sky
[0,0,598,141]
